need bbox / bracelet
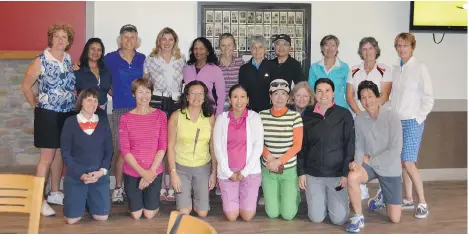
[170,168,177,173]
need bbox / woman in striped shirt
[218,33,244,111]
[119,78,168,220]
[259,79,303,220]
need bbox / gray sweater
[355,107,402,177]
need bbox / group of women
[21,23,433,233]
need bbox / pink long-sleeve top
[183,64,225,115]
[119,109,168,177]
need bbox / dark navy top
[74,66,112,109]
[60,114,113,180]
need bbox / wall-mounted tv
[410,1,467,32]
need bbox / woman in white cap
[259,79,303,220]
[105,24,146,204]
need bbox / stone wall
[0,60,39,167]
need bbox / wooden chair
[167,211,217,234]
[0,174,45,234]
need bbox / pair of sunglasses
[270,81,289,88]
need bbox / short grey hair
[358,37,381,60]
[249,35,267,49]
[116,31,142,49]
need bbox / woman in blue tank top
[21,24,77,217]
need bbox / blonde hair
[288,81,314,106]
[149,27,182,60]
[116,31,142,49]
[394,32,416,50]
[320,34,340,56]
[47,24,75,51]
[219,33,237,49]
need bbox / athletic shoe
[346,214,365,233]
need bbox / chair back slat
[0,189,30,197]
[0,174,45,234]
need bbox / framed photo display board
[198,2,311,78]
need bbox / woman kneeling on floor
[61,88,113,224]
[119,78,168,219]
[214,84,264,221]
[297,78,354,226]
[346,80,402,233]
[260,79,303,221]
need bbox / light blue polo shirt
[308,58,350,109]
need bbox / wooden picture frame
[198,2,311,76]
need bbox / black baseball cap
[273,34,291,44]
[120,24,138,34]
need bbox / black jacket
[297,104,355,178]
[270,56,306,86]
[239,58,277,113]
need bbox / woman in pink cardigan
[183,37,225,116]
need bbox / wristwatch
[100,168,108,175]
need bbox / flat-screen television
[410,1,467,32]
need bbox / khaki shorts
[175,163,211,211]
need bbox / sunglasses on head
[271,81,289,88]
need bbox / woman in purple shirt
[183,37,225,116]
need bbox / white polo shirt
[347,62,392,111]
[390,57,434,123]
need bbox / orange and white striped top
[77,112,99,135]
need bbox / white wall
[94,1,198,60]
[93,1,467,101]
[310,1,467,100]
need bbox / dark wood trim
[197,2,312,78]
[0,51,41,60]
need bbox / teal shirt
[251,58,261,70]
[308,59,350,109]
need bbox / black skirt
[34,107,75,149]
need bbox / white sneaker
[415,203,429,219]
[47,191,64,205]
[41,200,56,216]
[112,187,124,204]
[402,199,415,210]
[360,184,369,200]
[258,197,265,206]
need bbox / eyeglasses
[396,44,411,48]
